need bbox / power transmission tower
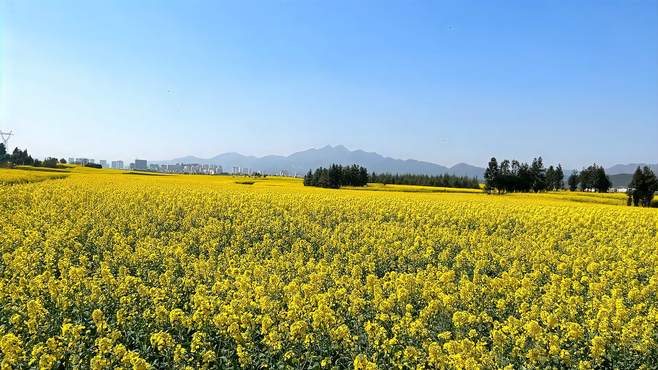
[0,130,12,148]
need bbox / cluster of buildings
[68,157,287,177]
[68,158,100,166]
[70,158,137,170]
[232,166,253,175]
[149,163,223,175]
[230,166,279,176]
[106,158,223,174]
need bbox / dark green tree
[497,160,511,192]
[303,170,313,186]
[530,157,546,192]
[485,156,563,193]
[484,157,499,193]
[517,163,533,192]
[592,165,611,193]
[568,171,579,191]
[42,157,59,168]
[303,164,369,189]
[10,148,34,166]
[369,172,479,189]
[327,164,343,189]
[627,166,658,207]
[579,166,594,191]
[357,166,369,187]
[555,164,564,190]
[546,166,556,191]
[316,167,331,188]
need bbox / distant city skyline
[1,1,656,168]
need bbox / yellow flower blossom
[0,168,654,368]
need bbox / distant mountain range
[605,163,658,175]
[154,145,657,181]
[154,145,485,177]
[608,174,633,188]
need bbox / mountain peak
[317,144,348,151]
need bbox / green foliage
[578,164,611,193]
[485,156,562,193]
[303,164,368,189]
[0,145,66,170]
[484,157,499,192]
[627,166,658,207]
[545,164,565,191]
[10,148,34,166]
[568,171,579,191]
[369,172,479,189]
[530,157,547,192]
[41,157,60,168]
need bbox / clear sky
[1,0,656,168]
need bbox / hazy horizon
[13,143,658,171]
[1,1,656,168]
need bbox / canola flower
[0,168,68,186]
[0,171,656,369]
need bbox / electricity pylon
[0,130,12,148]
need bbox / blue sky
[1,0,656,168]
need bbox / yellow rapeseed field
[0,168,656,369]
[0,168,69,186]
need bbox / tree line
[303,164,369,188]
[368,172,480,189]
[1,144,66,168]
[565,165,612,193]
[484,157,564,193]
[303,164,483,189]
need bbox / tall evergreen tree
[568,171,579,191]
[358,167,369,186]
[579,166,593,191]
[546,166,556,191]
[555,164,564,190]
[327,164,343,189]
[484,157,499,193]
[530,157,546,192]
[303,170,313,186]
